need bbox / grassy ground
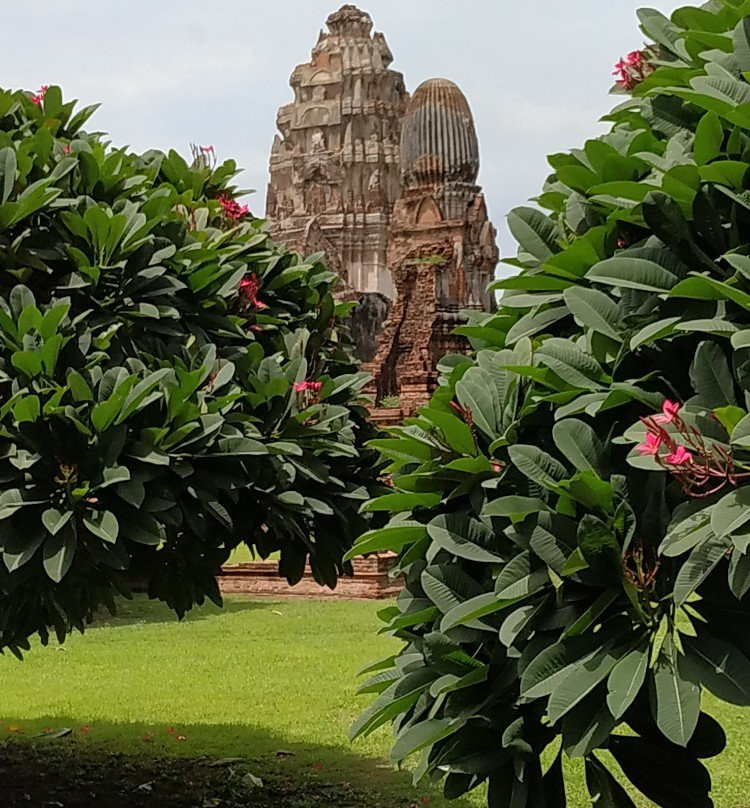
[225,546,279,563]
[0,595,747,807]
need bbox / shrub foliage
[0,86,380,653]
[349,3,750,807]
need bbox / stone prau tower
[266,5,498,415]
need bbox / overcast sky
[1,0,685,258]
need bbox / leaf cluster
[349,3,750,807]
[0,86,381,653]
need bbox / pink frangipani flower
[665,445,693,466]
[654,400,681,424]
[217,193,249,221]
[637,432,662,456]
[294,381,323,393]
[239,275,266,309]
[31,85,48,106]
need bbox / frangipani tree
[348,3,750,807]
[0,85,381,654]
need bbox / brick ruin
[266,4,498,418]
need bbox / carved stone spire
[266,5,408,300]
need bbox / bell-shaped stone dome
[400,78,479,189]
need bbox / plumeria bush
[348,3,750,807]
[0,85,381,653]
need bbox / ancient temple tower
[364,78,499,412]
[266,5,408,301]
[266,7,499,415]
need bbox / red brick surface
[217,554,403,600]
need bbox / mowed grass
[0,595,747,807]
[225,546,280,563]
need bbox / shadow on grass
[87,595,268,630]
[0,716,477,808]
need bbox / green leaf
[3,529,45,573]
[660,511,713,558]
[536,337,605,390]
[43,525,77,582]
[390,717,465,763]
[455,368,499,440]
[689,341,735,408]
[577,515,621,579]
[587,257,680,293]
[607,643,649,720]
[483,496,548,520]
[440,591,513,631]
[562,287,622,341]
[67,370,93,402]
[521,634,601,699]
[637,8,685,56]
[494,552,549,599]
[0,147,16,204]
[419,408,476,455]
[13,394,40,423]
[97,466,131,489]
[731,412,750,448]
[630,317,682,350]
[552,419,606,477]
[508,207,558,261]
[548,643,629,723]
[733,17,750,72]
[420,564,484,616]
[508,444,567,490]
[505,306,570,345]
[427,514,503,563]
[729,548,750,599]
[693,111,724,165]
[713,405,746,435]
[119,511,165,546]
[362,492,441,513]
[41,508,73,537]
[674,537,728,606]
[83,510,119,544]
[710,487,750,539]
[344,522,427,560]
[564,588,619,639]
[684,636,750,706]
[652,651,700,747]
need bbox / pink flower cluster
[637,401,692,462]
[31,85,48,106]
[217,193,249,221]
[613,50,653,91]
[637,400,746,497]
[293,381,323,393]
[239,275,266,311]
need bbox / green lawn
[225,546,280,563]
[0,595,747,807]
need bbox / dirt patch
[0,742,399,808]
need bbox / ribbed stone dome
[400,78,479,188]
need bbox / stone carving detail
[266,7,499,417]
